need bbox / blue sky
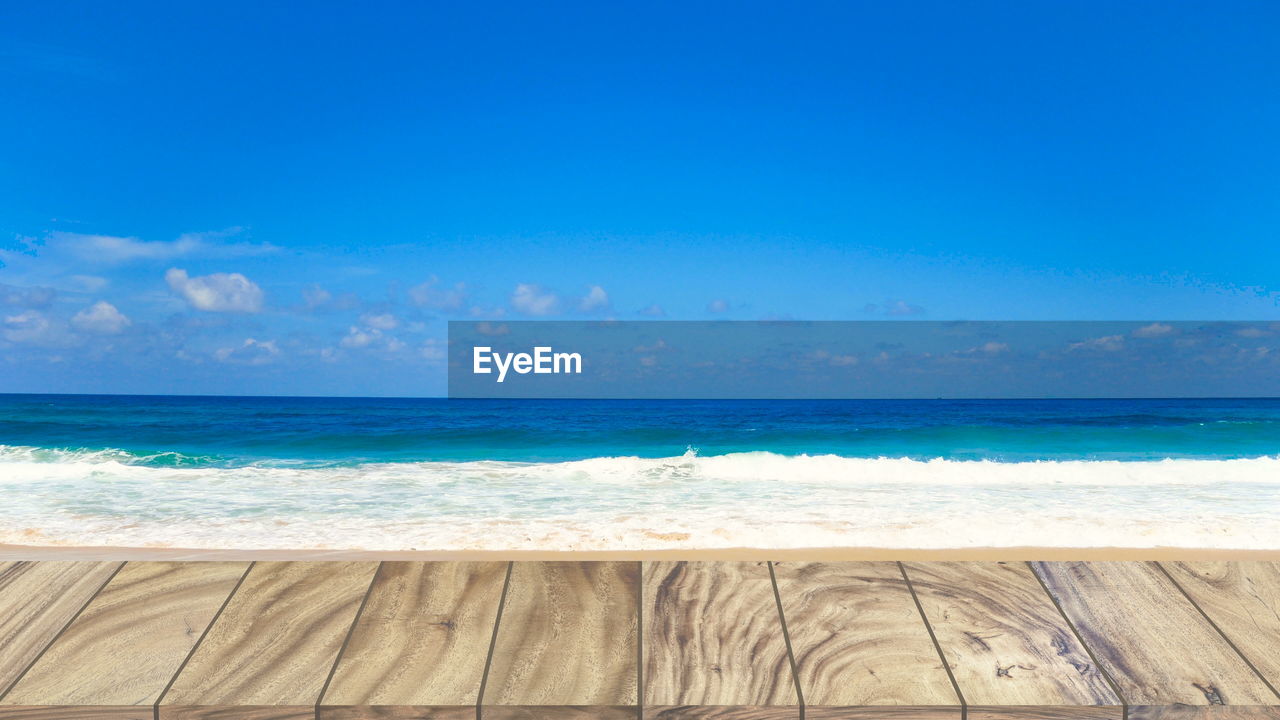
[2,1,1279,396]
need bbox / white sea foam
[2,445,1279,550]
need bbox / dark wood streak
[644,562,796,712]
[482,562,638,715]
[157,562,379,719]
[0,562,122,699]
[1032,562,1278,715]
[903,562,1120,714]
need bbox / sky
[448,321,1280,399]
[2,1,1279,396]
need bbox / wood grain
[1033,561,1280,718]
[319,561,507,718]
[646,708,797,720]
[1128,708,1280,720]
[319,706,476,720]
[644,561,796,718]
[903,562,1121,718]
[482,561,637,720]
[1160,562,1280,692]
[0,562,247,719]
[0,561,121,698]
[965,709,1124,720]
[158,561,379,720]
[771,561,957,719]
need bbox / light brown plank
[318,561,507,719]
[158,561,379,720]
[903,562,1122,719]
[0,561,121,698]
[965,709,1121,720]
[0,562,247,719]
[1161,562,1280,693]
[1034,561,1280,719]
[319,706,474,720]
[1128,708,1280,720]
[482,561,637,720]
[771,561,957,720]
[644,561,796,719]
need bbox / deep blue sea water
[2,394,1279,550]
[2,394,1279,465]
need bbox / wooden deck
[0,561,1278,719]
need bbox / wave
[6,444,1280,551]
[3,444,1280,487]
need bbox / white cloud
[71,301,131,334]
[1069,334,1126,352]
[420,338,446,361]
[707,299,729,313]
[578,285,610,312]
[863,300,926,316]
[1132,323,1174,338]
[885,300,925,316]
[511,283,560,316]
[638,303,666,317]
[468,305,507,318]
[166,268,264,313]
[339,322,405,352]
[409,277,466,310]
[3,310,51,344]
[360,312,398,330]
[809,349,859,366]
[2,310,75,347]
[49,228,275,264]
[214,338,281,365]
[302,285,332,309]
[0,283,56,308]
[476,322,510,336]
[301,284,360,312]
[341,326,379,349]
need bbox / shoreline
[4,542,1280,561]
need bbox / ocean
[2,394,1279,550]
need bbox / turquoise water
[2,395,1279,550]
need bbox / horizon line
[3,391,1280,402]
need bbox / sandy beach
[5,542,1280,562]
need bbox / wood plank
[903,562,1122,719]
[0,561,248,720]
[644,561,796,720]
[1033,562,1280,720]
[318,561,507,720]
[771,561,957,720]
[482,561,637,720]
[0,561,121,698]
[1161,562,1280,694]
[158,561,379,720]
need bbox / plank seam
[637,560,645,720]
[899,561,967,720]
[475,560,513,720]
[0,560,125,701]
[767,561,805,719]
[1027,561,1129,720]
[315,560,385,718]
[153,560,255,720]
[1155,561,1280,702]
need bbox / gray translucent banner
[447,321,1280,399]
